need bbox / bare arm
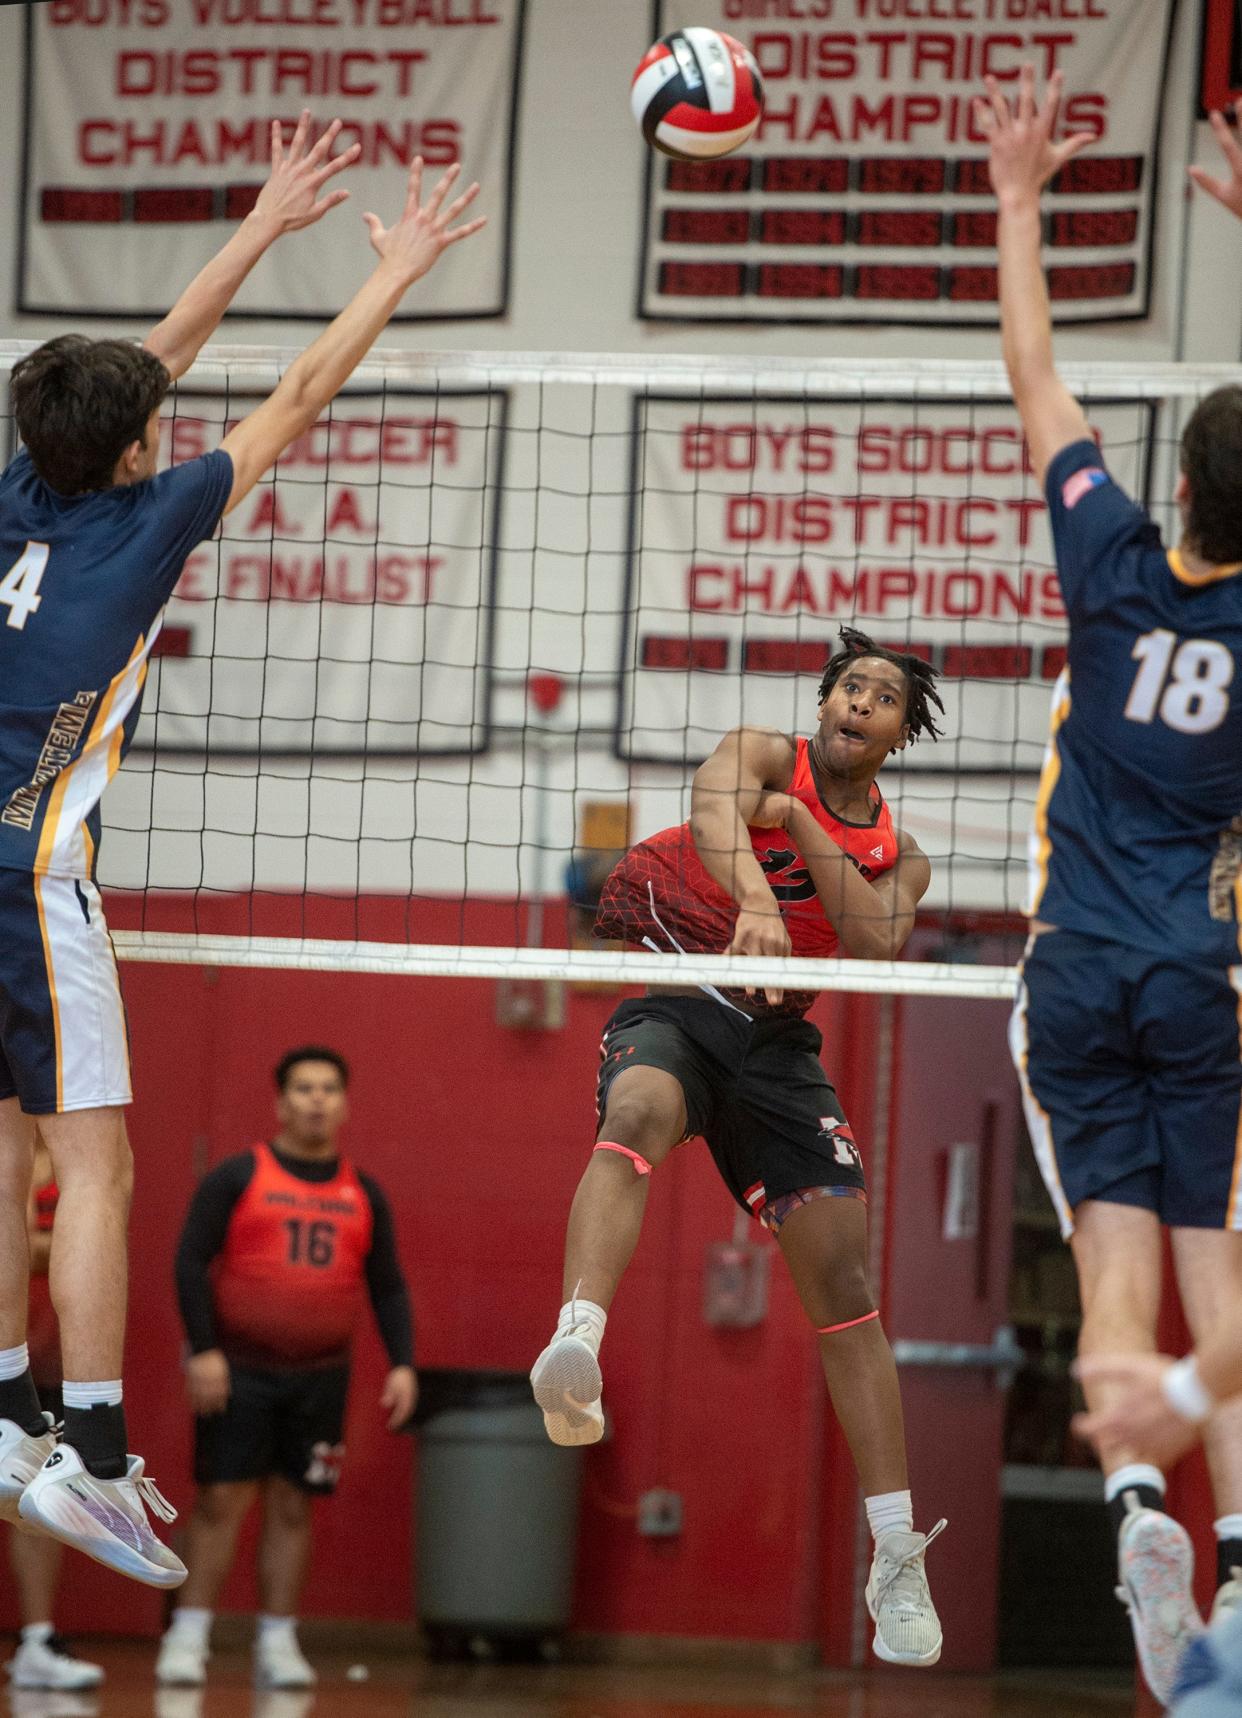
[976,66,1094,486]
[690,726,797,1003]
[759,799,929,960]
[1073,1333,1242,1473]
[145,113,360,382]
[1188,98,1242,217]
[218,156,485,516]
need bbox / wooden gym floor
[3,1643,1142,1718]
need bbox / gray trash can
[414,1370,584,1655]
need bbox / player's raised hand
[252,111,362,235]
[1189,100,1242,219]
[973,64,1094,203]
[363,158,487,287]
[1072,1353,1199,1472]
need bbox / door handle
[891,1325,1023,1390]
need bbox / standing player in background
[0,112,483,1586]
[532,628,950,1668]
[157,1047,416,1693]
[5,1143,103,1694]
[979,67,1242,1705]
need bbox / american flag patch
[1061,467,1108,509]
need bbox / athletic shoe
[865,1519,947,1666]
[154,1631,208,1687]
[7,1634,104,1691]
[253,1631,316,1691]
[17,1444,186,1589]
[1116,1492,1204,1704]
[0,1415,57,1525]
[530,1328,604,1447]
[1211,1565,1242,1627]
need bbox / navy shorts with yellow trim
[1010,930,1242,1237]
[0,868,132,1115]
[596,994,866,1219]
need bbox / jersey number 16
[1125,629,1233,735]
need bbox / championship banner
[616,393,1154,767]
[19,0,524,322]
[142,389,505,756]
[639,0,1174,325]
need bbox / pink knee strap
[593,1141,653,1176]
[817,1309,880,1335]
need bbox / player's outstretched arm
[750,798,928,961]
[691,727,796,1003]
[1189,97,1242,217]
[1073,1333,1242,1472]
[218,157,485,516]
[144,112,361,381]
[975,65,1094,485]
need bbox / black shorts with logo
[194,1361,350,1495]
[596,994,866,1219]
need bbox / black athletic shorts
[194,1362,350,1494]
[596,994,866,1220]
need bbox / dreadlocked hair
[816,626,944,744]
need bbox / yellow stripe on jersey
[1029,671,1072,919]
[35,632,146,875]
[1228,972,1242,1231]
[1168,549,1242,587]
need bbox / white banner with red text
[20,0,523,321]
[617,392,1153,767]
[640,0,1174,324]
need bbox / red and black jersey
[596,736,898,1018]
[176,1143,414,1372]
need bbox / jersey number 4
[1125,629,1232,735]
[0,542,49,631]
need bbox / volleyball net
[2,343,1227,1003]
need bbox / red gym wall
[0,894,884,1648]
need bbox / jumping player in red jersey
[155,1047,416,1693]
[531,627,949,1667]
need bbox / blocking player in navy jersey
[978,68,1242,1704]
[156,1047,414,1692]
[0,114,484,1586]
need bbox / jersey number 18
[1125,629,1232,735]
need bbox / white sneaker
[1116,1493,1204,1704]
[253,1631,316,1691]
[530,1330,604,1446]
[9,1690,100,1718]
[0,1416,57,1525]
[1210,1564,1242,1627]
[17,1444,186,1589]
[6,1633,104,1691]
[154,1631,208,1687]
[865,1520,947,1666]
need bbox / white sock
[1104,1464,1165,1505]
[62,1379,123,1409]
[556,1297,606,1353]
[1215,1514,1242,1540]
[257,1615,297,1643]
[866,1488,914,1542]
[20,1623,53,1646]
[168,1608,212,1646]
[0,1344,30,1383]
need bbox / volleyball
[630,29,764,161]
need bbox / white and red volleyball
[630,29,763,161]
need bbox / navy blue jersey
[0,448,232,878]
[1033,439,1242,966]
